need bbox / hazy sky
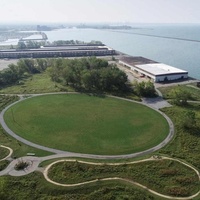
[0,0,199,24]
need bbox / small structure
[197,82,200,88]
[27,153,35,156]
[119,56,188,83]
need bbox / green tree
[82,71,93,90]
[134,81,156,97]
[47,57,129,93]
[171,88,191,106]
[17,41,26,49]
[35,59,48,72]
[62,66,76,86]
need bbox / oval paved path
[0,93,174,159]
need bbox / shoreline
[0,55,199,86]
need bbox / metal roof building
[119,56,188,82]
[0,45,116,59]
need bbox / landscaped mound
[47,159,199,197]
[4,94,169,155]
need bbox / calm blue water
[45,24,200,80]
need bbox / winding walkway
[0,93,200,199]
[1,148,199,200]
[0,145,13,161]
[43,156,200,200]
[0,92,175,159]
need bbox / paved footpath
[0,146,199,200]
[0,93,200,199]
[0,92,175,159]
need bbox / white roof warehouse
[119,56,188,82]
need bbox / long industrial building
[0,44,116,59]
[119,56,188,82]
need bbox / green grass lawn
[4,94,169,155]
[0,125,52,158]
[48,159,199,197]
[0,95,52,158]
[0,72,73,94]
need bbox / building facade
[119,56,188,82]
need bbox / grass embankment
[0,72,73,94]
[0,95,19,112]
[4,94,169,155]
[47,159,199,197]
[0,95,52,158]
[0,71,141,100]
[159,103,200,168]
[158,103,200,199]
[0,126,51,158]
[0,147,10,160]
[158,84,200,101]
[0,172,158,200]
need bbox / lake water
[45,24,200,80]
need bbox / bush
[15,160,29,171]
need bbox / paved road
[0,92,174,159]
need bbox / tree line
[0,57,130,94]
[52,40,102,46]
[0,57,158,96]
[17,41,46,49]
[47,57,129,92]
[17,40,103,49]
[0,58,50,85]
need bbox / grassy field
[48,159,199,197]
[0,95,52,158]
[159,103,200,169]
[0,125,52,158]
[158,84,200,101]
[0,173,160,200]
[0,72,73,94]
[4,94,169,155]
[1,83,200,199]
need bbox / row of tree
[47,57,129,92]
[1,57,159,96]
[17,41,46,49]
[52,40,102,46]
[0,57,129,93]
[0,58,50,85]
[17,40,103,49]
